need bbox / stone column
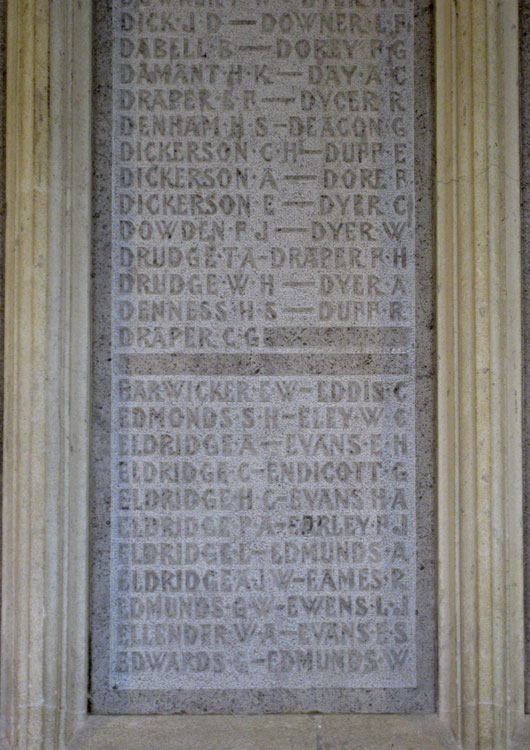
[436,1,524,748]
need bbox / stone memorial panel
[90,0,434,713]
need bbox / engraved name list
[109,0,416,697]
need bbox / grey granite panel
[90,0,435,714]
[521,0,530,713]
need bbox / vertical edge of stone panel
[435,0,459,738]
[436,0,524,748]
[519,0,530,729]
[498,2,525,744]
[46,0,92,746]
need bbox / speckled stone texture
[521,0,530,711]
[0,0,5,618]
[90,0,435,714]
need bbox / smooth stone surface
[90,0,435,714]
[71,715,456,750]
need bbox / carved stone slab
[90,0,435,714]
